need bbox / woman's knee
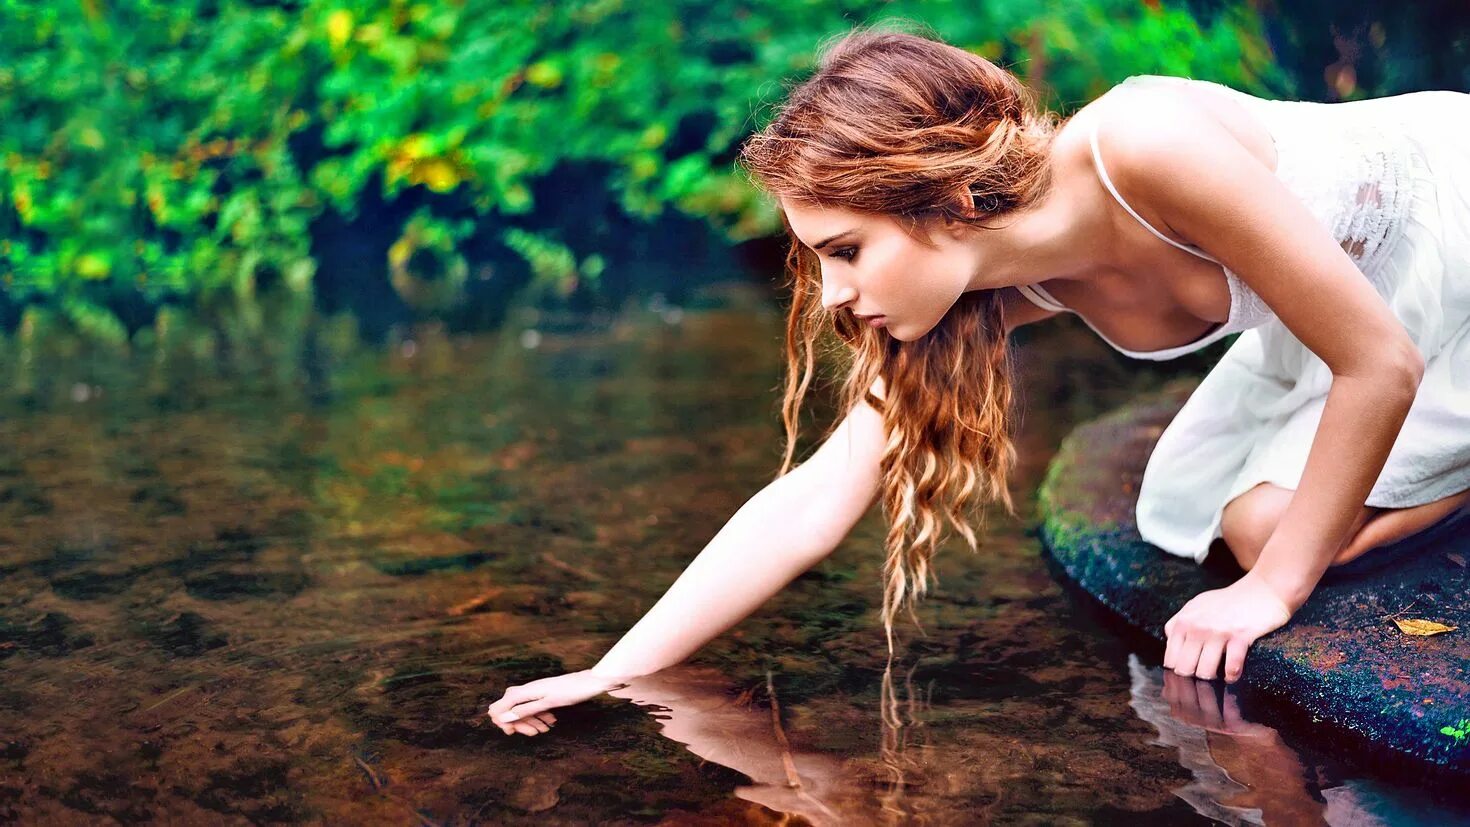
[1219,484,1293,571]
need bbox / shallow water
[1,283,1466,825]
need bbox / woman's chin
[886,320,930,342]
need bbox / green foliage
[1443,718,1470,747]
[0,0,1283,342]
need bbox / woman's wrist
[1242,563,1316,613]
[586,663,641,686]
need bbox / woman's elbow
[1334,338,1422,399]
[1405,343,1426,385]
[1376,340,1425,397]
[1392,339,1425,389]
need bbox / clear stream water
[1,283,1466,825]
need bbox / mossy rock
[1037,383,1470,778]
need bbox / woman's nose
[821,280,858,313]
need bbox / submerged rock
[1037,384,1470,778]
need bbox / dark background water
[2,284,1466,824]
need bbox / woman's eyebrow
[813,229,857,250]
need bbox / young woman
[489,27,1470,737]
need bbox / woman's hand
[488,669,630,736]
[1163,573,1294,683]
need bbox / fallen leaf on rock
[1393,618,1458,637]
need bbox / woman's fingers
[496,719,536,737]
[491,705,559,736]
[499,697,556,723]
[489,687,530,720]
[1194,637,1225,681]
[490,692,545,725]
[1223,638,1250,684]
[1166,629,1190,675]
[507,715,554,737]
[1173,633,1201,677]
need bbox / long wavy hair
[738,24,1062,657]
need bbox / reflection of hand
[1158,669,1327,825]
[606,667,857,827]
[1164,573,1293,682]
[487,670,629,736]
[1160,670,1277,739]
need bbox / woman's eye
[830,247,857,262]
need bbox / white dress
[1016,74,1470,562]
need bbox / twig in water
[448,590,499,616]
[540,551,604,582]
[140,685,194,714]
[764,669,801,787]
[352,753,384,793]
[765,669,838,821]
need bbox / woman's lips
[862,315,886,328]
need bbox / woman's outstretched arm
[488,380,888,736]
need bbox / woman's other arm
[1097,95,1424,682]
[488,379,888,735]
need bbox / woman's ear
[938,191,980,236]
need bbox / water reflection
[1127,655,1470,826]
[610,666,858,825]
[0,285,1464,823]
[611,653,1470,826]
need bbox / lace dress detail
[1196,74,1416,282]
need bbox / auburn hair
[737,23,1061,657]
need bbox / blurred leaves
[0,0,1285,342]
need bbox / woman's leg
[1219,482,1470,571]
[1333,487,1470,565]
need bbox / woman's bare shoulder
[1088,82,1276,183]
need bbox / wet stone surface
[1039,385,1470,779]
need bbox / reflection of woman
[490,25,1470,735]
[1129,655,1327,825]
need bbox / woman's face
[780,198,978,342]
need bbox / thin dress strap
[1013,282,1069,312]
[1087,117,1223,266]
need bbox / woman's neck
[963,113,1123,295]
